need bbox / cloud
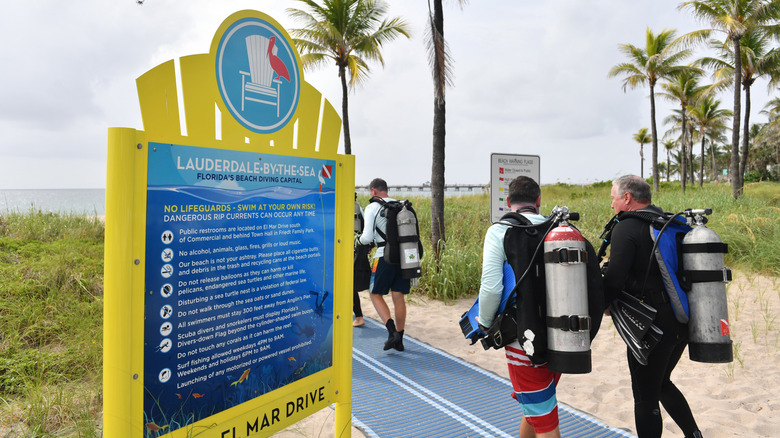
[0,0,775,189]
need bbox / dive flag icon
[318,164,333,189]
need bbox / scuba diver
[477,176,562,438]
[602,175,703,438]
[356,178,410,351]
[353,193,372,327]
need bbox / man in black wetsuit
[603,175,703,438]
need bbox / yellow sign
[104,10,354,438]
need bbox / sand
[275,271,779,437]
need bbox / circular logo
[160,321,173,337]
[216,17,301,134]
[161,230,174,244]
[161,248,174,262]
[157,338,172,354]
[159,368,172,383]
[160,304,173,319]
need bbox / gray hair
[613,175,651,203]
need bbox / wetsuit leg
[629,347,663,438]
[353,289,363,318]
[629,308,698,438]
[659,340,699,435]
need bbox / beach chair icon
[239,35,284,117]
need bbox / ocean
[0,186,486,217]
[0,189,106,216]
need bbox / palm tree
[287,0,411,155]
[633,127,652,178]
[662,139,678,181]
[757,97,780,163]
[687,95,733,186]
[746,122,770,172]
[709,124,732,181]
[699,29,780,189]
[670,149,686,180]
[658,161,669,180]
[427,0,467,261]
[761,96,780,116]
[678,0,780,198]
[609,28,692,193]
[750,122,780,172]
[658,67,704,190]
[708,140,732,179]
[758,96,780,142]
[664,107,699,188]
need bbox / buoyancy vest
[501,213,549,363]
[599,209,694,323]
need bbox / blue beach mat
[351,318,635,438]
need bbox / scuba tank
[368,196,424,282]
[681,208,733,363]
[396,205,422,279]
[542,206,591,374]
[354,198,363,234]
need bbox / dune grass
[1,181,777,435]
[0,211,104,436]
[403,180,780,300]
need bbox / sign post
[104,10,353,437]
[489,153,540,223]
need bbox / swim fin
[611,292,662,365]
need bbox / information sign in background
[143,143,335,433]
[490,153,541,223]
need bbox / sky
[0,0,776,189]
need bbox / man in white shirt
[357,178,410,351]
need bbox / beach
[276,271,779,437]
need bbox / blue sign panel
[143,143,335,435]
[216,17,301,134]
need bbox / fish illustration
[192,393,205,398]
[288,356,296,362]
[145,422,168,432]
[230,368,251,386]
[175,393,182,399]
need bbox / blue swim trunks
[369,258,411,295]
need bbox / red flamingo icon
[268,36,290,82]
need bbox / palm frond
[426,9,454,102]
[287,0,410,90]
